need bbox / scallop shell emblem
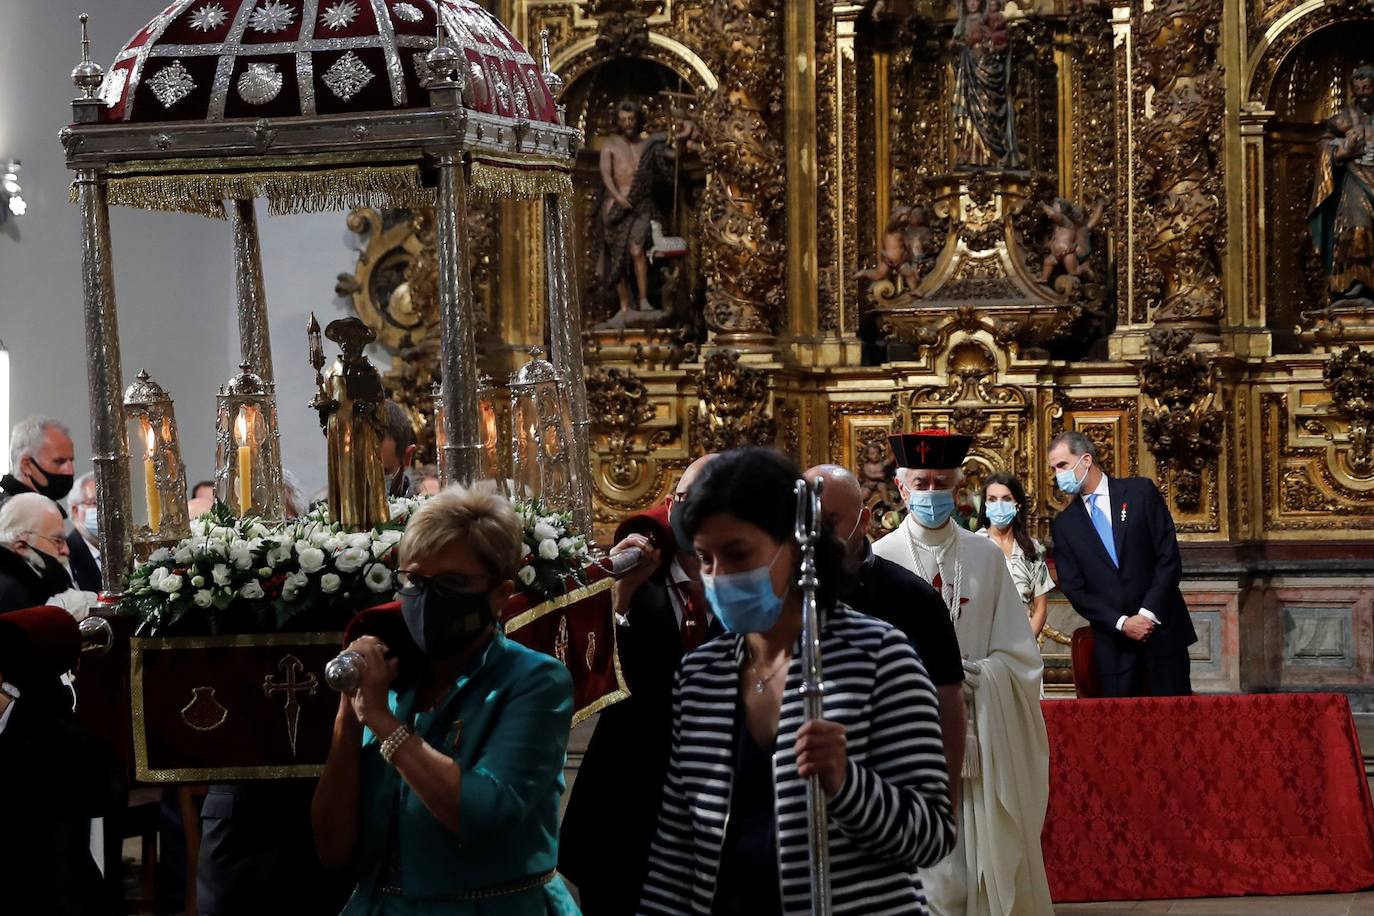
[237,63,284,106]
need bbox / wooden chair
[1071,626,1100,698]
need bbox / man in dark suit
[1048,430,1197,696]
[1,416,101,592]
[560,453,720,915]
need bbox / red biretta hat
[888,430,973,470]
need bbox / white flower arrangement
[123,498,427,636]
[511,498,593,603]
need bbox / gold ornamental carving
[1303,345,1374,479]
[586,367,663,489]
[693,350,776,452]
[1262,392,1374,532]
[696,0,786,335]
[1140,329,1223,511]
[1134,0,1226,331]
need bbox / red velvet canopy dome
[98,0,558,125]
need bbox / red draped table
[1041,693,1374,902]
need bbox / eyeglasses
[25,532,67,550]
[396,570,489,593]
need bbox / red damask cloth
[1041,693,1374,902]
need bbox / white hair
[282,469,307,519]
[0,492,62,545]
[10,416,72,471]
[896,466,965,487]
[69,471,97,513]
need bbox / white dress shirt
[1081,475,1159,632]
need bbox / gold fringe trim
[504,576,614,636]
[74,165,435,219]
[469,158,572,202]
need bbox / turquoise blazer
[342,634,580,916]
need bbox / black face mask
[398,580,493,658]
[28,458,74,502]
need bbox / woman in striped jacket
[639,448,957,916]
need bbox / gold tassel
[468,159,573,202]
[82,165,435,218]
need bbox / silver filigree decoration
[391,2,424,23]
[249,0,297,33]
[468,61,490,106]
[492,68,512,113]
[100,68,129,109]
[149,60,197,109]
[322,51,374,101]
[320,0,360,30]
[512,77,530,118]
[189,3,229,31]
[237,63,284,105]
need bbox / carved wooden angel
[854,204,936,296]
[1040,196,1106,286]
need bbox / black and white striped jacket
[639,605,956,915]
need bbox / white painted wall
[0,0,359,500]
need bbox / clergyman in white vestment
[872,430,1053,916]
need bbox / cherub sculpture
[854,204,936,295]
[1040,196,1106,286]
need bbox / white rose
[211,563,232,586]
[248,522,270,539]
[282,572,309,602]
[210,525,234,541]
[148,567,168,588]
[190,518,211,537]
[308,529,331,547]
[538,538,560,561]
[149,547,172,564]
[370,539,394,560]
[174,546,194,565]
[193,589,213,608]
[335,547,369,573]
[380,529,403,545]
[557,537,575,552]
[348,532,373,550]
[204,539,227,557]
[239,581,265,600]
[268,545,293,567]
[364,564,393,593]
[156,574,184,594]
[230,544,254,570]
[297,547,326,574]
[533,522,559,542]
[320,573,342,594]
[517,565,536,585]
[323,537,344,553]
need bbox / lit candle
[235,408,253,516]
[144,425,162,534]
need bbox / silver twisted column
[231,199,275,386]
[435,152,483,486]
[794,477,831,916]
[76,168,133,595]
[543,192,593,533]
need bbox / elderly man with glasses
[0,493,97,618]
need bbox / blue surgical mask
[83,507,100,538]
[1056,455,1088,495]
[986,501,1018,528]
[701,544,788,635]
[907,489,956,528]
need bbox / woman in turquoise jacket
[313,484,580,916]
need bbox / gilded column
[230,199,275,386]
[75,169,134,594]
[786,0,819,343]
[1239,102,1275,338]
[828,4,865,343]
[1108,1,1144,358]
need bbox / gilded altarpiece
[330,0,1374,701]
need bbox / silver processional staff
[795,476,831,916]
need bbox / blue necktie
[1089,495,1118,567]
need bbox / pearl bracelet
[379,725,413,764]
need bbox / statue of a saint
[309,317,390,531]
[1310,65,1374,302]
[592,99,688,329]
[951,0,1020,169]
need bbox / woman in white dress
[976,474,1053,640]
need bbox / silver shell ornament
[237,63,284,106]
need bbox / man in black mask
[0,494,78,613]
[2,417,101,592]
